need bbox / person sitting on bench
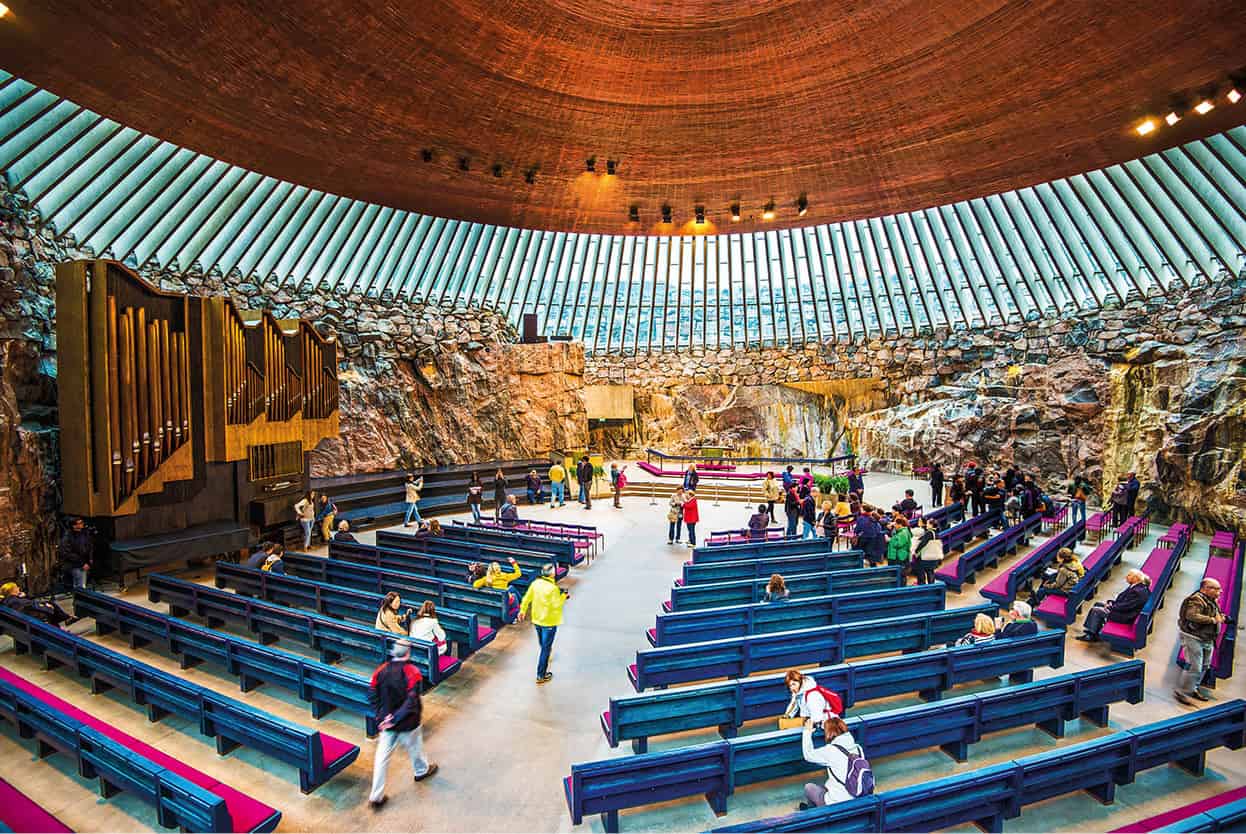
[0,582,75,626]
[999,600,1038,637]
[244,541,276,570]
[1076,570,1150,642]
[1030,547,1083,605]
[333,520,358,543]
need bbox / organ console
[56,260,339,581]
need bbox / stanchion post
[713,480,720,507]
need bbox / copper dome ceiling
[1,0,1245,234]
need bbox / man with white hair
[999,600,1038,638]
[1174,578,1225,706]
[367,641,437,810]
[1076,570,1150,642]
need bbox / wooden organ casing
[56,260,339,573]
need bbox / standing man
[367,641,437,810]
[59,517,94,590]
[1068,475,1090,526]
[929,462,944,506]
[576,455,593,509]
[525,470,543,505]
[1125,472,1141,518]
[609,463,625,509]
[683,464,699,493]
[403,473,424,527]
[1174,579,1224,706]
[499,494,521,527]
[548,460,567,508]
[519,564,569,684]
[782,465,795,492]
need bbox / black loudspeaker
[522,313,542,343]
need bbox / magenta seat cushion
[0,667,277,833]
[437,655,460,674]
[477,626,495,642]
[317,733,360,766]
[0,777,72,833]
[600,710,612,732]
[1035,595,1067,617]
[1100,621,1137,640]
[1108,785,1246,832]
[662,601,673,612]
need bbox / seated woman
[783,670,842,727]
[747,504,770,540]
[798,716,865,810]
[1030,547,1084,604]
[955,612,997,646]
[414,518,444,538]
[409,600,448,655]
[374,592,410,635]
[473,557,524,614]
[0,582,74,627]
[1076,569,1151,642]
[815,500,837,538]
[764,574,790,603]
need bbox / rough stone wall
[0,184,586,588]
[587,276,1246,533]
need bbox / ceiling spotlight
[730,203,741,222]
[1135,119,1156,136]
[1164,111,1181,126]
[661,204,672,224]
[586,156,597,173]
[797,195,808,217]
[459,156,470,171]
[628,205,640,223]
[524,166,538,184]
[694,205,706,224]
[1194,98,1215,115]
[606,159,618,175]
[762,201,775,221]
[0,4,8,17]
[1229,88,1242,104]
[420,148,434,162]
[491,163,504,177]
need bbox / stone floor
[0,471,1242,832]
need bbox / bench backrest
[980,520,1085,605]
[377,528,578,566]
[653,583,945,646]
[682,551,863,585]
[939,508,1003,552]
[690,538,842,565]
[329,539,544,586]
[668,566,902,611]
[436,524,577,560]
[634,603,997,689]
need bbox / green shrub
[814,474,850,497]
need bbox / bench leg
[706,790,728,817]
[89,676,113,696]
[717,723,739,739]
[600,810,620,833]
[630,738,649,754]
[1176,751,1206,777]
[146,703,169,722]
[1086,780,1116,805]
[128,633,150,650]
[11,639,29,656]
[973,812,1003,833]
[258,631,279,646]
[1080,705,1109,727]
[167,603,190,618]
[239,673,263,693]
[206,616,226,630]
[178,653,203,670]
[1008,669,1033,685]
[41,654,63,672]
[35,739,55,759]
[98,777,121,799]
[939,739,969,762]
[1037,715,1066,738]
[216,734,242,756]
[319,649,342,664]
[917,687,943,702]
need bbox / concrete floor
[0,471,1242,832]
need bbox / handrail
[644,447,856,471]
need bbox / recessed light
[1194,99,1215,115]
[1164,111,1181,126]
[1229,88,1242,104]
[661,204,672,224]
[0,5,9,18]
[1135,119,1156,136]
[694,205,706,224]
[797,195,808,216]
[762,201,775,221]
[730,203,741,222]
[586,156,597,173]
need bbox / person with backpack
[609,463,626,509]
[1109,478,1130,527]
[909,518,943,585]
[798,716,871,809]
[782,670,843,727]
[367,641,437,810]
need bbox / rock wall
[0,184,586,588]
[587,276,1246,533]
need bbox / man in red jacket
[368,641,438,809]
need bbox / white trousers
[369,727,429,802]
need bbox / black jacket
[930,467,944,489]
[1107,583,1150,623]
[369,660,424,733]
[59,530,94,568]
[333,531,358,543]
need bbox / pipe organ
[57,260,339,577]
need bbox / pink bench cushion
[600,710,612,732]
[1035,594,1068,618]
[646,628,658,644]
[317,733,359,766]
[477,625,495,642]
[0,777,73,833]
[437,655,460,675]
[0,667,277,833]
[1108,784,1246,832]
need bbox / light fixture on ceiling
[1194,98,1215,115]
[628,205,640,223]
[730,202,741,222]
[491,163,504,177]
[694,205,706,224]
[1229,88,1242,104]
[459,156,470,171]
[797,194,808,216]
[1164,111,1181,126]
[420,148,434,162]
[586,156,597,173]
[762,200,775,221]
[524,166,538,184]
[0,4,8,18]
[661,204,672,224]
[1135,119,1156,136]
[606,159,618,175]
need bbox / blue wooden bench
[72,589,379,736]
[712,698,1245,833]
[281,551,514,626]
[433,523,581,564]
[934,513,1043,591]
[938,507,1003,554]
[920,501,965,529]
[681,551,863,586]
[649,583,945,646]
[665,565,902,612]
[570,662,1143,831]
[0,667,282,833]
[329,539,553,588]
[215,562,496,656]
[690,538,844,565]
[1109,785,1246,832]
[1034,527,1131,627]
[147,573,461,685]
[0,606,358,794]
[1101,531,1189,656]
[602,630,1065,752]
[629,602,997,690]
[979,520,1086,605]
[376,528,582,567]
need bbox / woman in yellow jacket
[518,564,569,684]
[474,557,523,617]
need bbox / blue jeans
[578,482,590,504]
[535,625,557,679]
[404,502,422,525]
[668,519,683,542]
[802,520,816,539]
[1178,631,1215,694]
[551,482,565,505]
[1070,499,1086,526]
[685,523,696,547]
[71,567,89,590]
[786,515,799,537]
[527,488,542,505]
[300,520,313,549]
[470,504,481,523]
